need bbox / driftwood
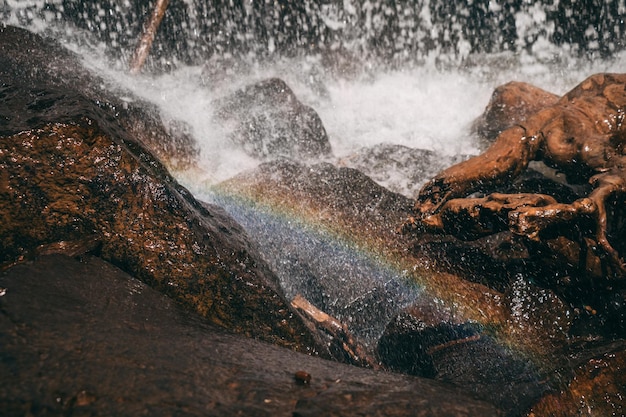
[291,294,378,369]
[129,0,170,74]
[412,73,626,278]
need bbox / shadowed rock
[214,78,332,161]
[214,160,420,344]
[528,346,626,417]
[0,254,502,417]
[338,143,468,197]
[377,311,551,416]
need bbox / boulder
[214,159,509,357]
[528,347,626,417]
[377,310,550,415]
[338,143,468,197]
[0,25,198,172]
[213,78,332,161]
[0,25,323,353]
[214,160,417,344]
[0,254,502,417]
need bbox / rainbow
[180,161,566,366]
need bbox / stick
[129,0,170,74]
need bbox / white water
[5,2,626,195]
[82,51,626,197]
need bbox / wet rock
[214,159,417,343]
[528,348,626,417]
[377,313,481,378]
[0,254,502,417]
[377,311,550,415]
[338,143,468,197]
[409,232,526,293]
[215,158,508,346]
[213,77,332,161]
[407,166,589,293]
[504,274,573,354]
[471,81,559,146]
[0,26,327,353]
[0,114,324,352]
[413,73,626,284]
[0,25,198,171]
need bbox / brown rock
[0,254,502,417]
[0,25,198,172]
[472,81,559,145]
[0,26,323,353]
[415,73,626,282]
[528,349,626,417]
[377,311,550,413]
[0,115,321,352]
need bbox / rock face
[0,25,322,353]
[0,254,502,417]
[214,77,332,161]
[528,347,626,417]
[0,25,197,172]
[214,160,420,344]
[404,75,626,416]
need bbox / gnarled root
[424,193,558,239]
[509,172,626,277]
[411,173,626,277]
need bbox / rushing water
[4,1,626,190]
[3,0,626,348]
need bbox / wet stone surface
[213,77,333,161]
[0,25,198,171]
[0,25,327,354]
[0,118,322,353]
[0,254,502,417]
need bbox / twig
[129,0,170,74]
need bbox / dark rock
[0,26,325,353]
[0,254,502,417]
[528,346,626,417]
[377,311,550,415]
[504,274,573,353]
[214,160,417,344]
[0,112,324,353]
[339,143,468,197]
[377,313,482,378]
[0,25,198,171]
[407,166,590,293]
[213,78,332,161]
